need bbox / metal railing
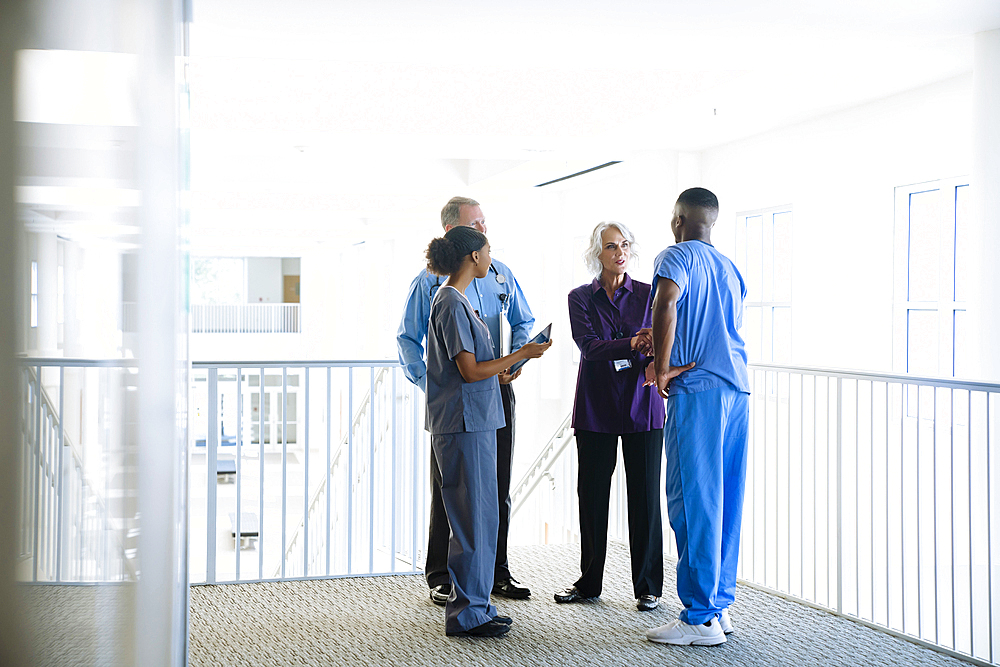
[510,363,1000,667]
[17,359,138,584]
[191,303,301,334]
[190,360,429,584]
[509,412,678,554]
[742,363,999,666]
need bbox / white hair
[583,221,638,277]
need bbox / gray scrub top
[425,286,505,435]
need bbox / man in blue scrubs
[644,187,750,646]
[397,196,535,605]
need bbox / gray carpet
[19,583,134,666]
[189,542,975,667]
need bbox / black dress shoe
[429,584,451,606]
[446,619,511,638]
[554,586,598,603]
[491,614,513,625]
[492,577,531,599]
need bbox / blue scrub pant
[431,430,500,633]
[663,385,749,625]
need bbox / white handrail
[279,366,395,578]
[510,412,573,518]
[510,363,1000,667]
[188,360,427,584]
[19,362,137,583]
[191,303,301,334]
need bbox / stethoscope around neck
[429,263,509,308]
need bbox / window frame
[734,205,793,364]
[892,177,969,378]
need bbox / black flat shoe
[554,586,598,603]
[446,619,511,638]
[429,583,451,606]
[492,577,531,599]
[491,615,513,625]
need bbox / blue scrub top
[425,286,505,435]
[397,258,535,391]
[651,240,750,395]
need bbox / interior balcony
[16,357,1000,666]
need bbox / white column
[973,30,1000,382]
[972,30,1000,664]
[134,0,187,665]
[0,2,31,663]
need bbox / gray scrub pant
[431,430,500,633]
[427,382,515,587]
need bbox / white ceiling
[21,1,1000,249]
[183,0,1000,242]
[189,0,999,152]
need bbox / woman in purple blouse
[554,221,665,612]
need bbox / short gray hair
[583,221,638,277]
[441,196,481,229]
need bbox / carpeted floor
[189,542,975,667]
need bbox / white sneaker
[718,609,734,634]
[645,618,727,646]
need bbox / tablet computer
[508,323,551,375]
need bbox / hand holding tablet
[508,323,552,375]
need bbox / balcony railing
[17,359,138,584]
[189,360,428,584]
[191,303,301,334]
[25,353,998,664]
[510,363,1000,667]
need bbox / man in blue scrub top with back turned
[643,187,750,646]
[397,196,535,606]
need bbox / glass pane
[907,310,939,376]
[773,211,792,303]
[763,214,774,302]
[954,184,971,302]
[954,310,968,379]
[746,215,763,303]
[773,307,792,364]
[907,189,941,302]
[744,306,762,363]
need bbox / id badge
[613,359,632,372]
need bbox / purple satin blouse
[568,274,666,434]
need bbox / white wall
[477,150,683,481]
[701,74,973,372]
[189,74,977,478]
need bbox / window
[191,257,246,305]
[893,178,969,378]
[735,206,792,363]
[30,261,38,328]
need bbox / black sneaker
[429,583,451,606]
[636,595,659,611]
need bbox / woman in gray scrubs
[424,226,551,638]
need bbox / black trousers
[573,429,664,598]
[426,382,515,587]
